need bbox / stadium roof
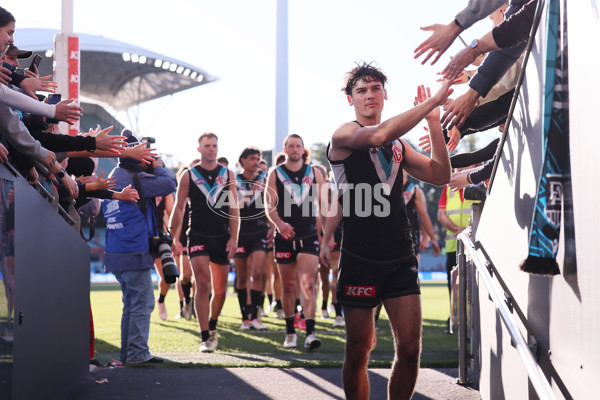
[16,28,217,110]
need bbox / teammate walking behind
[266,134,325,350]
[169,133,239,353]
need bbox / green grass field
[91,281,457,368]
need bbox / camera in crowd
[150,232,179,284]
[141,136,159,161]
[2,61,26,87]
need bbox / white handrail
[458,231,557,400]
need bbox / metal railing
[1,160,75,226]
[457,231,557,400]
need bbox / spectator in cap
[102,131,176,364]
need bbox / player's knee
[196,280,211,294]
[345,341,371,365]
[396,339,421,362]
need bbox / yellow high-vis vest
[444,187,477,253]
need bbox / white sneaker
[321,309,330,319]
[200,340,216,353]
[181,302,192,320]
[174,312,183,320]
[240,320,251,330]
[249,318,267,330]
[157,302,167,321]
[266,301,277,314]
[283,333,297,348]
[304,333,321,350]
[328,304,336,315]
[258,306,267,319]
[209,329,219,349]
[333,316,345,328]
[275,309,285,319]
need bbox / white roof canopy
[16,28,217,110]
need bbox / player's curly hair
[342,61,387,96]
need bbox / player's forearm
[378,98,442,145]
[228,208,240,242]
[322,208,341,243]
[427,120,452,185]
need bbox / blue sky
[10,0,495,166]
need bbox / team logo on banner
[545,174,563,228]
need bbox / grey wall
[472,1,600,399]
[2,167,89,400]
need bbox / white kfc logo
[345,286,376,297]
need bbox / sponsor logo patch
[190,245,205,253]
[410,265,418,274]
[345,285,376,297]
[275,251,292,259]
[236,247,246,253]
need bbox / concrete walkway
[69,366,481,400]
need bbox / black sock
[267,294,273,304]
[179,301,183,311]
[305,318,315,335]
[209,318,218,331]
[276,299,283,309]
[236,288,248,320]
[158,294,166,303]
[260,294,266,309]
[201,330,210,342]
[295,298,301,313]
[334,303,343,317]
[250,290,262,320]
[285,316,296,334]
[181,282,192,303]
[321,300,328,310]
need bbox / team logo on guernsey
[275,165,314,207]
[345,285,376,297]
[215,176,227,186]
[369,140,402,195]
[235,171,266,209]
[403,182,415,203]
[190,166,228,207]
[393,145,403,163]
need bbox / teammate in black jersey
[266,134,325,350]
[169,133,239,353]
[321,63,452,400]
[234,147,272,330]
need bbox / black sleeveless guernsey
[273,163,318,239]
[328,122,414,263]
[188,164,231,237]
[236,170,269,235]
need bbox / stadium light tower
[275,0,288,154]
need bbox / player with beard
[266,134,325,349]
